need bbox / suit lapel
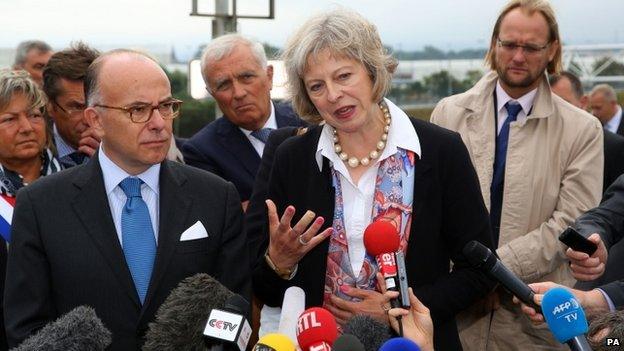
[140,161,192,314]
[216,117,260,176]
[70,155,140,307]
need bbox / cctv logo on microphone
[550,297,582,323]
[208,319,238,332]
[204,309,244,342]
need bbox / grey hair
[0,69,47,113]
[590,84,618,102]
[200,33,268,84]
[13,40,53,68]
[281,8,397,123]
[84,49,159,106]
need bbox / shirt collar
[98,145,160,196]
[53,123,77,158]
[239,101,277,136]
[496,81,538,116]
[315,98,421,171]
[605,105,623,132]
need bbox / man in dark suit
[519,174,624,322]
[589,83,624,136]
[43,42,102,168]
[4,49,250,350]
[182,34,306,207]
[550,71,624,192]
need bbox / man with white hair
[13,40,53,87]
[182,34,306,208]
[590,84,624,136]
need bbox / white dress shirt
[495,81,537,135]
[315,98,421,276]
[239,102,278,157]
[604,105,623,134]
[98,146,160,246]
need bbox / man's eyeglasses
[497,38,551,55]
[53,100,86,119]
[94,99,183,123]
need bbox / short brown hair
[485,0,562,74]
[43,42,100,102]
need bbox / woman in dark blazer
[251,9,496,350]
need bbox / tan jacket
[431,71,603,350]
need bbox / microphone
[363,220,409,335]
[203,294,252,351]
[253,333,296,351]
[462,240,541,312]
[13,305,112,351]
[342,314,393,351]
[143,273,234,351]
[379,337,421,351]
[277,287,305,342]
[296,307,338,351]
[332,334,365,351]
[541,287,592,351]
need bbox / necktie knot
[251,128,274,143]
[119,177,143,198]
[505,102,523,121]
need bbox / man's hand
[566,233,608,281]
[77,128,102,157]
[386,288,434,351]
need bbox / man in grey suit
[4,49,250,350]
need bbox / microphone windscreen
[333,334,365,351]
[13,305,112,351]
[541,287,589,343]
[278,287,305,341]
[379,337,421,351]
[363,221,400,256]
[343,314,393,351]
[143,273,233,351]
[296,307,338,350]
[254,333,296,351]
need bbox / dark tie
[59,152,87,168]
[490,102,523,246]
[251,128,274,143]
[119,177,156,304]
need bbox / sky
[1,0,623,59]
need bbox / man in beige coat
[431,0,603,349]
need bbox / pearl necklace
[333,101,391,168]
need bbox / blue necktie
[119,177,156,304]
[490,102,523,245]
[251,128,274,143]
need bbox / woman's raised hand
[265,199,333,271]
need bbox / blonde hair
[0,69,47,113]
[485,0,562,74]
[282,8,397,123]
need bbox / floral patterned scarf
[323,149,416,312]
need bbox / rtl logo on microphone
[297,311,321,333]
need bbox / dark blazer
[245,126,301,262]
[182,102,307,201]
[574,174,624,304]
[4,155,250,350]
[251,119,496,351]
[616,109,624,136]
[603,130,624,193]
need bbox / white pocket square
[180,221,209,241]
